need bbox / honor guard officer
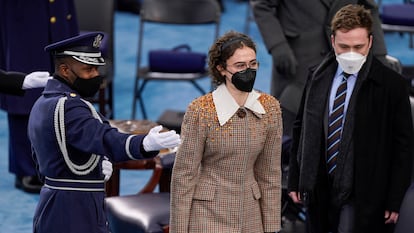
[28,32,181,233]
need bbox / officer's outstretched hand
[271,41,297,76]
[23,71,52,89]
[143,125,181,151]
[102,158,113,182]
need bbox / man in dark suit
[287,4,413,233]
[250,0,388,136]
[0,0,79,193]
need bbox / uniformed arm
[0,69,26,95]
[170,100,206,233]
[0,70,51,96]
[63,99,159,162]
[254,95,282,232]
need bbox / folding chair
[380,1,414,49]
[131,0,221,119]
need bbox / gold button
[49,0,54,2]
[50,16,56,24]
[70,93,77,97]
[67,14,72,20]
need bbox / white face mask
[336,51,367,74]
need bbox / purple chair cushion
[381,4,414,26]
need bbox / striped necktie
[327,72,350,175]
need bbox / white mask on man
[336,51,367,74]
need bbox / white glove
[143,125,181,151]
[102,158,113,182]
[22,71,51,89]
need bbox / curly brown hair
[331,4,373,37]
[208,31,256,86]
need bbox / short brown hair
[208,31,256,86]
[331,4,373,37]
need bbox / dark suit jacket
[0,70,25,96]
[288,51,413,233]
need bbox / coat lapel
[331,53,373,197]
[298,52,337,190]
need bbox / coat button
[49,0,55,2]
[67,14,72,20]
[50,16,56,24]
[236,108,246,118]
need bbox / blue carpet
[0,0,413,232]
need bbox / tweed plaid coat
[170,87,282,233]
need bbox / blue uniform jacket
[28,78,157,233]
[0,0,79,114]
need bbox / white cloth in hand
[143,125,181,151]
[102,158,113,181]
[22,71,51,89]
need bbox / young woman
[170,31,282,233]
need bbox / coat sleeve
[250,0,287,52]
[386,74,413,211]
[169,100,206,233]
[254,96,283,232]
[287,71,313,192]
[0,69,25,96]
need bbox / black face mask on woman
[229,68,256,92]
[70,69,103,97]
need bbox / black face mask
[70,70,103,97]
[230,68,256,92]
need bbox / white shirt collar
[212,84,266,126]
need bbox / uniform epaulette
[63,92,80,99]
